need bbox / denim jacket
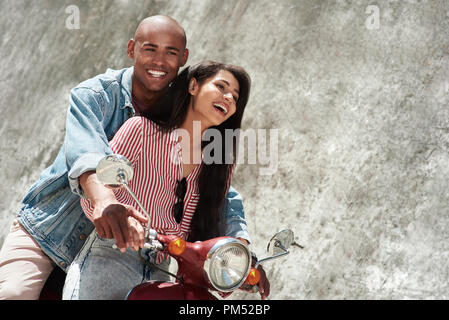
[18,67,250,271]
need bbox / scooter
[125,229,295,300]
[40,154,297,300]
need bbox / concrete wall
[0,0,448,299]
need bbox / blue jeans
[62,232,170,300]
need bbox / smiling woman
[62,61,253,299]
[151,61,251,243]
[186,69,240,129]
[135,60,252,243]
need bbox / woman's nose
[223,92,233,101]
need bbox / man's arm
[223,186,251,243]
[63,87,146,251]
[223,186,270,300]
[65,86,114,196]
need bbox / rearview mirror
[96,154,134,188]
[256,229,295,266]
[266,229,295,256]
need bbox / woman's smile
[212,102,229,116]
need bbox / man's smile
[146,69,168,78]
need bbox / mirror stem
[118,172,152,232]
[255,250,289,268]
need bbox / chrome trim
[203,238,251,292]
[146,228,157,241]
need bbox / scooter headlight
[204,238,251,292]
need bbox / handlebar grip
[112,241,163,251]
[240,283,259,293]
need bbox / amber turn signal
[245,267,261,285]
[168,237,186,255]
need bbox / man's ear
[127,39,135,59]
[189,78,198,95]
[180,48,189,67]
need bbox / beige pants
[0,219,55,300]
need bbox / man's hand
[237,238,271,300]
[240,264,271,299]
[256,264,270,300]
[79,171,148,252]
[92,201,148,252]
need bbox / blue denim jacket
[18,67,250,271]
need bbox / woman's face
[189,70,240,128]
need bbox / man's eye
[167,51,177,56]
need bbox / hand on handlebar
[241,264,270,299]
[255,264,270,300]
[92,201,148,252]
[240,255,270,299]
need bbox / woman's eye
[216,84,224,90]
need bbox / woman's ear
[189,78,198,95]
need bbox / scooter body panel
[126,281,217,300]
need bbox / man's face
[128,25,188,101]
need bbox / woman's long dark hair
[148,61,251,241]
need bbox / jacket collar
[120,66,134,110]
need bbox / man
[0,15,269,300]
[78,16,190,252]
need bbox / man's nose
[151,51,166,66]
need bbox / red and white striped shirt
[81,116,202,249]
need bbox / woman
[63,61,252,299]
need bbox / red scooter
[126,233,253,300]
[97,154,296,300]
[125,228,296,300]
[40,155,296,300]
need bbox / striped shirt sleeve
[109,116,143,163]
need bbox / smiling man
[129,16,188,107]
[80,16,189,249]
[0,15,260,300]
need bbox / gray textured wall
[0,0,448,299]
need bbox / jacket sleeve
[65,87,114,197]
[223,185,251,243]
